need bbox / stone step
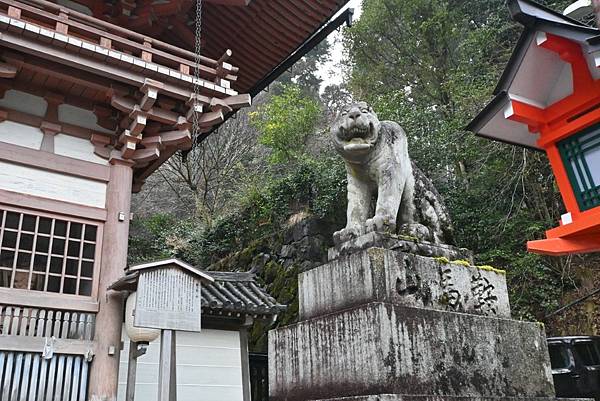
[299,247,510,320]
[269,302,553,401]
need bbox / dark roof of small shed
[202,271,286,316]
[109,267,286,318]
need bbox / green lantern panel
[559,123,600,212]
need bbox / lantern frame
[467,0,600,255]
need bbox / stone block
[285,217,331,243]
[328,232,472,262]
[299,248,510,320]
[269,302,554,401]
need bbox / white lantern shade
[125,292,160,343]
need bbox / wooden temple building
[0,0,350,400]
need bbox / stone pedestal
[269,234,566,401]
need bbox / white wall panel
[118,328,244,401]
[0,90,47,117]
[0,121,44,149]
[0,161,106,208]
[54,133,108,165]
[58,104,115,134]
[509,36,573,107]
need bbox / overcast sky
[318,0,363,91]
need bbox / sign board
[134,267,202,332]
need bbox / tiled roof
[202,271,286,317]
[110,266,286,318]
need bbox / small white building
[109,262,285,401]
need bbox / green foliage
[129,157,346,349]
[128,214,178,263]
[129,156,346,267]
[480,250,562,321]
[127,0,588,336]
[251,85,321,164]
[344,0,577,320]
[276,41,331,95]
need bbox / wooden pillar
[125,341,138,401]
[89,156,135,401]
[158,329,177,401]
[239,327,251,401]
[240,316,253,401]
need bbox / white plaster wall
[56,0,92,15]
[58,104,114,134]
[0,90,47,117]
[0,121,44,149]
[117,328,244,401]
[547,62,573,106]
[0,161,106,208]
[54,134,108,165]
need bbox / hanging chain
[192,0,203,139]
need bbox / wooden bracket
[112,95,180,125]
[209,98,233,114]
[128,109,147,136]
[198,110,225,127]
[223,94,251,109]
[504,99,545,133]
[160,129,191,149]
[174,116,190,130]
[140,79,163,111]
[185,100,203,121]
[131,145,160,164]
[0,62,18,79]
[121,140,137,159]
[91,133,112,159]
[118,129,142,146]
[140,135,163,148]
[40,121,61,135]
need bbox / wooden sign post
[158,330,178,401]
[111,258,214,401]
[134,266,205,332]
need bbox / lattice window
[0,208,100,296]
[559,122,600,211]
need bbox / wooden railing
[0,306,95,340]
[0,0,238,84]
[0,351,90,401]
[0,305,94,400]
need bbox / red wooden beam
[537,32,593,92]
[504,99,546,132]
[528,235,600,255]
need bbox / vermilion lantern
[468,0,600,255]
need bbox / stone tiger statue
[331,101,453,245]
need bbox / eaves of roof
[109,267,287,318]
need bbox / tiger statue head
[331,101,381,163]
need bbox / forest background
[128,0,600,350]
